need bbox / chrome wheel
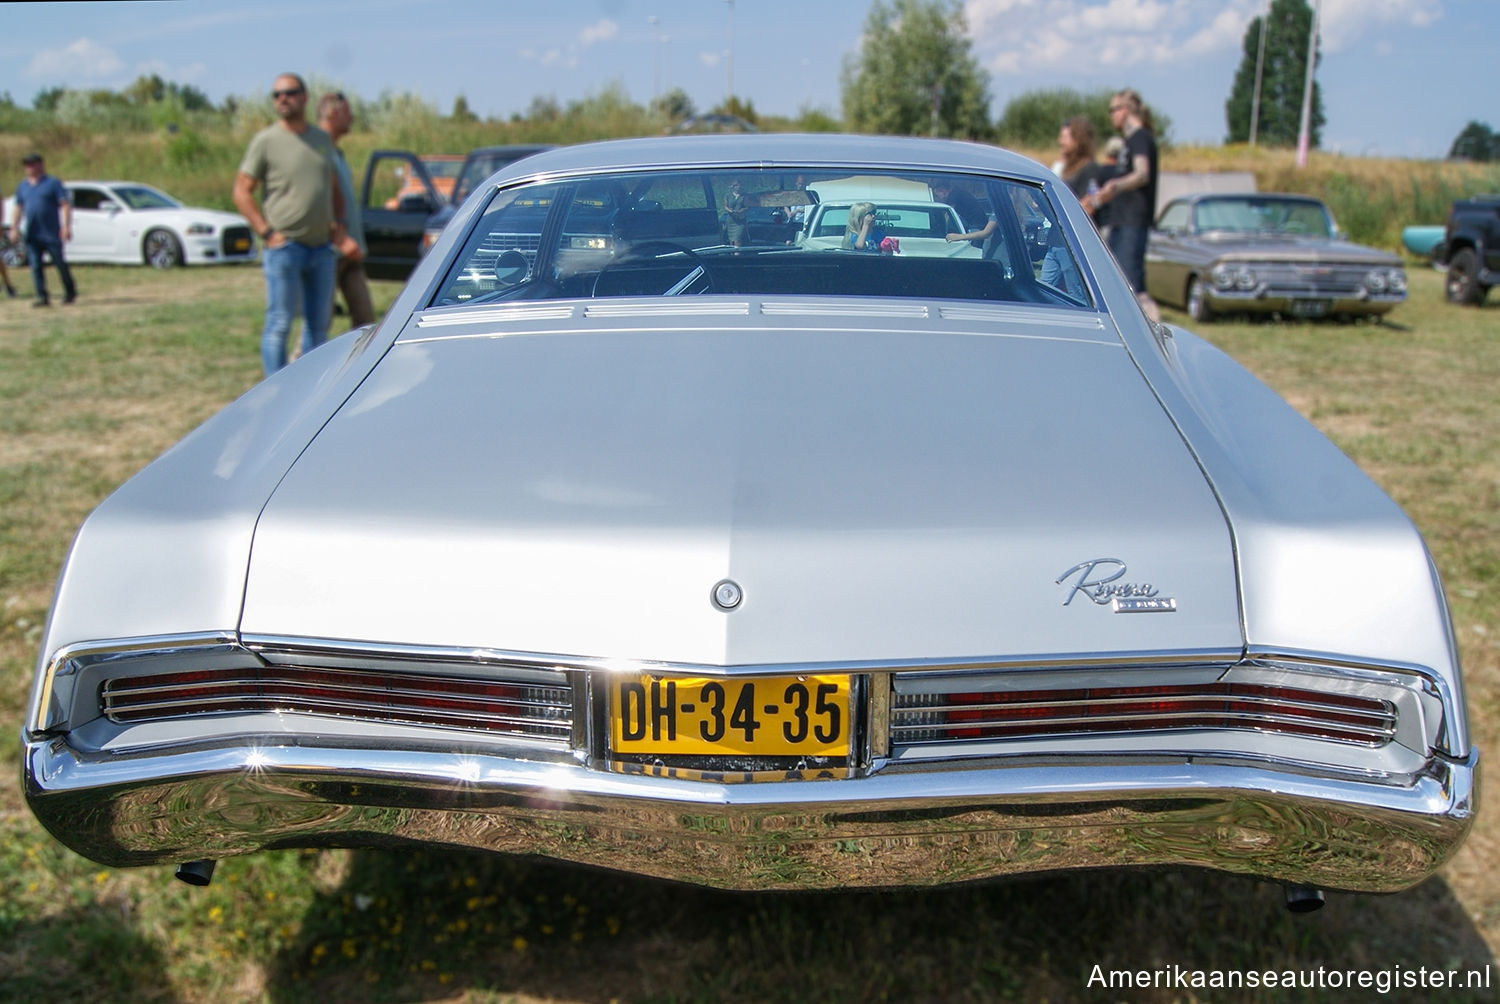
[144,230,183,269]
[1186,277,1214,323]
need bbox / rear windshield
[429,167,1094,311]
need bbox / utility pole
[723,0,735,107]
[1249,2,1268,146]
[649,16,662,104]
[1295,0,1321,167]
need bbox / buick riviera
[23,136,1474,909]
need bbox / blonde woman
[841,202,888,251]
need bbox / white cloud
[578,19,619,48]
[26,38,125,81]
[1318,0,1442,51]
[967,0,1261,75]
[699,50,722,68]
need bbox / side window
[72,188,106,211]
[1156,202,1190,232]
[363,153,437,214]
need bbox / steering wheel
[593,241,713,297]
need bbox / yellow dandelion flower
[571,931,584,943]
[439,973,453,984]
[94,871,109,884]
[512,936,528,952]
[420,959,437,971]
[541,924,554,935]
[209,906,224,923]
[341,938,357,959]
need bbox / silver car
[23,136,1473,907]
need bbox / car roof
[487,134,1052,186]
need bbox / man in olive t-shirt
[232,72,348,375]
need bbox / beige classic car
[1145,193,1407,321]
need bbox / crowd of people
[6,77,1162,367]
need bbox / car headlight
[1365,269,1388,293]
[1233,265,1257,291]
[1387,269,1407,293]
[185,223,215,236]
[1210,263,1236,289]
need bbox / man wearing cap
[10,152,77,307]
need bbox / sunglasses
[272,88,304,99]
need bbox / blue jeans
[26,236,76,303]
[1107,224,1148,292]
[261,241,336,375]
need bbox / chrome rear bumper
[23,738,1477,892]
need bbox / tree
[997,87,1171,150]
[649,87,695,123]
[450,95,478,123]
[841,0,991,139]
[1224,0,1324,147]
[712,95,758,126]
[1448,120,1497,162]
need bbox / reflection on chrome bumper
[23,739,1477,893]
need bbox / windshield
[430,167,1094,311]
[112,185,180,210]
[1193,197,1333,238]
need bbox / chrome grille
[1250,262,1370,296]
[102,665,572,742]
[892,681,1396,748]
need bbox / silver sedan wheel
[144,229,183,269]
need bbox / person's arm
[329,166,348,246]
[1097,143,1150,205]
[59,192,71,243]
[232,171,281,247]
[947,218,996,243]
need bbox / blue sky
[1,0,1492,159]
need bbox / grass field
[1,263,1494,1003]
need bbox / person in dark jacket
[10,152,76,306]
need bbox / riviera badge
[1056,559,1176,612]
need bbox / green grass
[0,265,1495,1002]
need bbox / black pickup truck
[1436,194,1500,305]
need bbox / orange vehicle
[384,154,464,209]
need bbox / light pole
[1249,1,1268,146]
[649,16,662,104]
[723,0,735,108]
[1295,0,1321,167]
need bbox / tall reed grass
[1,103,1495,250]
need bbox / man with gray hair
[317,90,373,328]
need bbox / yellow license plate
[232,238,251,252]
[610,674,850,758]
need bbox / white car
[7,181,256,268]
